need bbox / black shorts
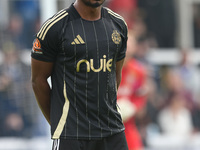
[52,131,128,150]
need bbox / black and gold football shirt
[31,4,128,140]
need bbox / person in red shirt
[117,31,148,150]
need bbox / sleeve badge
[32,38,43,54]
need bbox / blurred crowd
[0,0,48,138]
[0,0,200,149]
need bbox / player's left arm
[116,18,128,90]
[116,58,125,90]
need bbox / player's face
[81,0,105,8]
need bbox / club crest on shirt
[32,38,43,54]
[112,30,121,44]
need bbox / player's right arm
[31,10,68,124]
[31,58,54,125]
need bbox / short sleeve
[116,22,128,62]
[31,24,59,62]
[31,9,69,62]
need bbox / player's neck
[73,2,102,21]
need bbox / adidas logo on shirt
[71,35,85,45]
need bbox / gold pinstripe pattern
[37,11,68,40]
[52,81,70,139]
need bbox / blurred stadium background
[1,0,200,149]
